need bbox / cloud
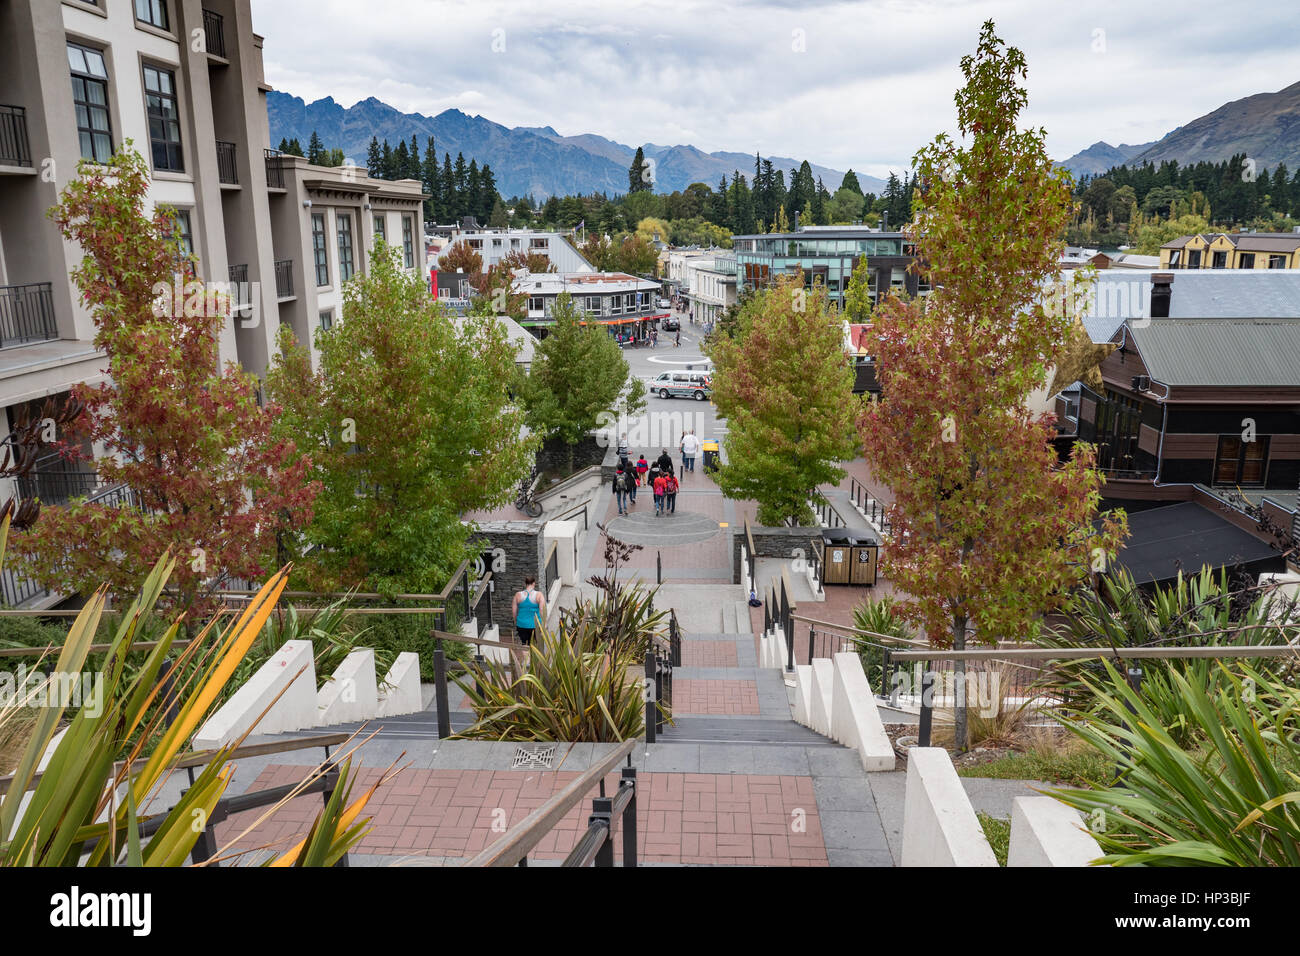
[250,0,1300,175]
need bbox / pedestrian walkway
[207,445,901,866]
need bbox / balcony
[203,8,228,59]
[0,283,59,348]
[216,140,238,185]
[274,258,294,299]
[0,105,33,169]
[264,148,286,190]
[228,263,252,311]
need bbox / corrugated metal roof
[1128,317,1300,387]
[1078,270,1300,343]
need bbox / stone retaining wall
[732,525,823,585]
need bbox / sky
[249,0,1300,180]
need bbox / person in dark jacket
[613,465,631,515]
[656,449,674,475]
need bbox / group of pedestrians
[612,436,683,517]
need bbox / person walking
[665,471,679,514]
[678,432,687,476]
[635,454,649,486]
[651,328,658,348]
[675,330,681,347]
[513,576,545,647]
[617,432,629,460]
[613,464,630,515]
[656,448,674,475]
[681,431,700,473]
[653,470,668,516]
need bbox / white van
[648,370,712,401]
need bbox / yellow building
[1161,232,1300,269]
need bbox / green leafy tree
[843,255,873,323]
[12,146,317,614]
[707,273,859,525]
[516,293,645,472]
[856,21,1127,749]
[266,245,536,593]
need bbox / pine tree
[467,159,481,223]
[453,153,469,219]
[479,163,498,221]
[380,139,393,179]
[407,135,420,179]
[366,136,382,177]
[307,130,323,165]
[286,138,303,157]
[393,140,410,183]
[422,136,439,221]
[278,137,291,153]
[629,147,651,193]
[443,153,455,219]
[841,169,863,195]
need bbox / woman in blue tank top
[513,575,545,646]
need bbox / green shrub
[977,812,1009,866]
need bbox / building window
[135,0,169,30]
[1214,435,1268,485]
[374,215,385,242]
[143,65,182,172]
[1211,250,1228,269]
[1239,253,1255,269]
[402,217,414,268]
[1187,249,1202,268]
[337,214,355,283]
[528,296,545,313]
[319,310,333,331]
[68,43,113,163]
[312,213,329,287]
[1269,254,1287,269]
[1168,250,1182,268]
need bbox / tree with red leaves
[11,145,318,615]
[857,23,1126,748]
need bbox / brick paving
[214,765,827,866]
[681,640,739,668]
[673,679,761,715]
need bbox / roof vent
[1150,272,1174,319]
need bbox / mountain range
[266,90,884,200]
[1060,80,1300,179]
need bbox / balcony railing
[203,8,227,58]
[0,282,59,348]
[273,258,294,299]
[216,140,238,184]
[0,105,32,168]
[16,464,98,508]
[1,566,46,608]
[264,148,285,189]
[228,264,251,309]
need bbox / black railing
[264,148,286,189]
[811,492,845,529]
[215,140,238,184]
[0,105,32,168]
[543,541,559,595]
[0,283,59,348]
[563,767,638,867]
[202,8,227,58]
[644,645,673,741]
[228,263,249,306]
[17,464,96,507]
[668,608,682,667]
[741,519,756,592]
[849,476,892,536]
[1,566,47,608]
[274,258,294,298]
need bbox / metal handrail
[462,738,637,867]
[888,645,1300,662]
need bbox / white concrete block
[1008,796,1106,867]
[193,639,317,749]
[477,624,510,664]
[809,658,835,737]
[316,648,378,726]
[376,652,423,718]
[901,747,998,867]
[831,652,895,771]
[792,665,814,726]
[543,520,580,585]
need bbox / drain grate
[512,744,557,769]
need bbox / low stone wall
[732,525,823,585]
[537,434,606,476]
[469,520,547,638]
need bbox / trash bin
[701,439,720,473]
[849,535,879,586]
[822,531,851,585]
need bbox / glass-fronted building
[729,227,925,306]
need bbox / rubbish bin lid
[822,529,851,545]
[701,440,719,451]
[847,535,879,547]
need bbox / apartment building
[682,255,737,328]
[446,224,595,274]
[265,154,425,359]
[1160,230,1300,270]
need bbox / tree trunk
[952,612,968,752]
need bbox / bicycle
[514,465,544,518]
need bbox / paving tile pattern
[673,678,760,715]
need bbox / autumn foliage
[12,146,317,612]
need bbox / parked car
[647,370,712,401]
[662,316,680,331]
[656,297,670,309]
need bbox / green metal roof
[1128,317,1300,387]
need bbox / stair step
[657,716,842,745]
